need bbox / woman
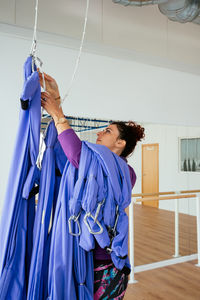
[39,73,145,300]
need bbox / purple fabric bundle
[69,141,132,270]
[0,56,41,299]
[47,143,94,300]
[27,120,58,300]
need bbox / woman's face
[96,124,125,155]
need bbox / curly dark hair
[111,121,145,158]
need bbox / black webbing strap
[55,168,62,177]
[98,266,130,300]
[28,185,39,200]
[27,168,61,200]
[20,99,29,110]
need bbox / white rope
[30,0,39,59]
[36,118,53,169]
[29,0,48,169]
[34,0,90,167]
[36,131,45,170]
[30,0,90,107]
[60,0,90,107]
[34,56,46,91]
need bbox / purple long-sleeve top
[58,129,136,262]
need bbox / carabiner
[84,212,103,235]
[107,205,119,241]
[113,205,119,233]
[68,212,81,236]
[94,199,105,223]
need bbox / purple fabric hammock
[0,56,41,299]
[27,120,94,300]
[0,56,94,300]
[49,140,132,299]
[47,150,94,300]
[70,141,132,270]
[27,120,60,300]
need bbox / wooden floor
[124,260,200,300]
[131,205,197,266]
[124,205,199,299]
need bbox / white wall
[0,30,200,218]
[128,123,200,216]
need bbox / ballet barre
[129,190,200,284]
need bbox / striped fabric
[94,262,128,300]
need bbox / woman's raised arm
[39,72,81,167]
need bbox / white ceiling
[0,0,200,75]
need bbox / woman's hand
[41,91,64,120]
[38,71,60,99]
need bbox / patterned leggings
[94,262,128,300]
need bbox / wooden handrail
[135,193,197,203]
[132,189,200,198]
[180,189,200,194]
[133,192,174,197]
[35,189,200,205]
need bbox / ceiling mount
[112,0,200,23]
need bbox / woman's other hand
[38,71,60,99]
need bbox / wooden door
[142,144,159,208]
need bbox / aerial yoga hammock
[0,56,41,299]
[0,55,95,300]
[47,141,132,300]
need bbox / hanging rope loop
[30,0,90,109]
[61,0,90,107]
[30,0,39,59]
[29,0,49,170]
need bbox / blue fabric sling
[27,121,58,300]
[48,140,132,300]
[0,57,94,300]
[0,56,41,300]
[69,141,132,270]
[47,149,94,300]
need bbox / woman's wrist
[53,112,64,120]
[52,108,65,121]
[54,117,71,135]
[53,115,65,128]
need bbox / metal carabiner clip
[94,199,105,223]
[105,205,120,254]
[113,205,119,233]
[84,212,103,235]
[68,212,81,236]
[107,205,119,240]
